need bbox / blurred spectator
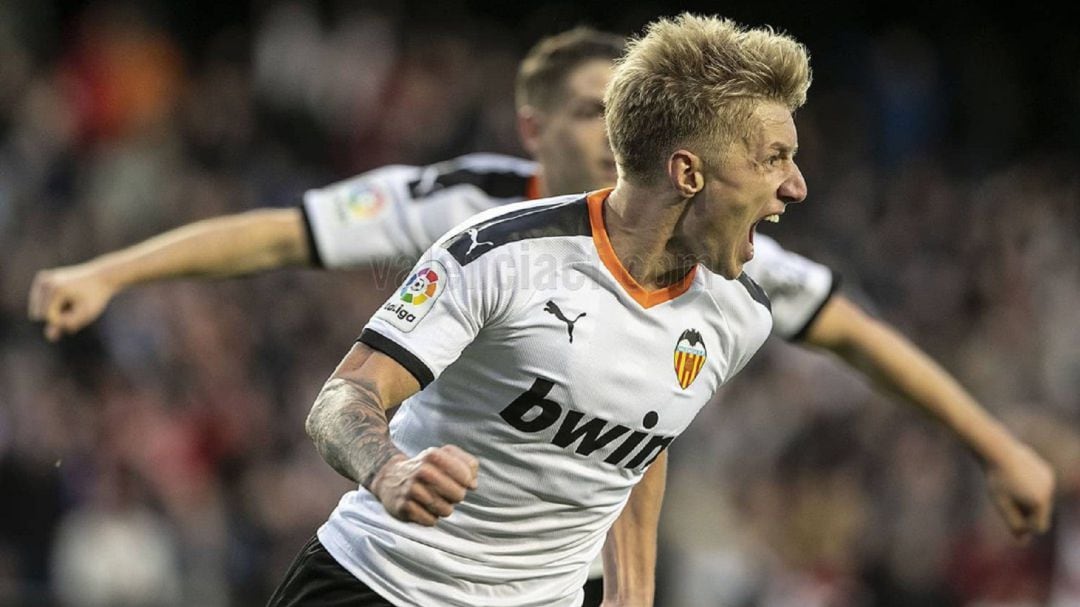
[51,465,182,607]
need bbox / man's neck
[603,183,697,290]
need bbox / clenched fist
[984,440,1055,541]
[370,445,479,526]
[28,264,117,341]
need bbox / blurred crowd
[1,2,1078,606]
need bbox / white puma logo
[465,228,495,256]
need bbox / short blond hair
[605,14,811,183]
[515,27,625,112]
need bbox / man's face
[682,101,808,279]
[524,59,617,195]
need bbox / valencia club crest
[673,329,707,389]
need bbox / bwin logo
[498,378,672,470]
[382,302,417,323]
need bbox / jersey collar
[586,189,698,309]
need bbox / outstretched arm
[804,294,1055,540]
[29,208,309,340]
[29,154,534,340]
[601,451,666,607]
[306,341,479,526]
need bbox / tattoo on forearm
[306,378,401,488]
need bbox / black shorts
[581,576,603,607]
[267,535,396,607]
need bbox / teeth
[763,214,780,223]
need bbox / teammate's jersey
[301,153,837,340]
[301,153,539,266]
[318,190,774,607]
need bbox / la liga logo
[382,259,447,332]
[339,184,387,222]
[399,266,440,305]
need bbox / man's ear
[517,106,543,157]
[667,150,704,197]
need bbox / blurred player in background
[30,17,1054,607]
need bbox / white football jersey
[301,153,539,266]
[318,190,774,606]
[300,153,837,341]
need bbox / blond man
[268,14,818,607]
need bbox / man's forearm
[808,297,1017,462]
[305,377,403,487]
[88,208,310,289]
[807,296,1055,537]
[602,451,666,606]
[851,323,1012,459]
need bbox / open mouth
[749,213,781,245]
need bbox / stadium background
[1,0,1078,605]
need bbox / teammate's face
[524,59,617,195]
[683,102,807,279]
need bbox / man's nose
[779,164,807,204]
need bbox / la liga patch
[334,182,388,224]
[378,260,448,332]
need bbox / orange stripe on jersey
[525,175,542,201]
[587,189,697,309]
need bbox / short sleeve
[743,234,840,340]
[301,166,421,267]
[359,245,513,388]
[301,154,537,269]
